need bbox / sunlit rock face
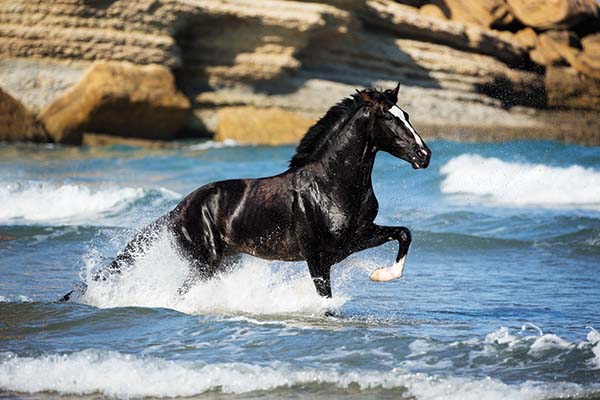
[0,88,49,143]
[38,61,190,144]
[0,0,599,144]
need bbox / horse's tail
[57,212,175,303]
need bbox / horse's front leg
[352,224,412,282]
[307,255,333,298]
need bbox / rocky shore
[1,0,599,146]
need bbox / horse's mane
[289,88,391,168]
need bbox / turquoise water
[0,140,599,400]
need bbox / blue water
[1,140,599,400]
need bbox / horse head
[359,84,431,169]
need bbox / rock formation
[0,88,49,143]
[215,107,314,145]
[506,0,599,30]
[0,0,599,145]
[39,61,190,144]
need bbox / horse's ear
[390,83,400,103]
[356,89,375,107]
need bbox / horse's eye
[384,114,393,121]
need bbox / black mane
[289,88,393,168]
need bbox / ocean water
[0,139,599,400]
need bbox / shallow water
[1,140,599,400]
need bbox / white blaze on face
[388,105,425,148]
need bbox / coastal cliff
[1,0,599,145]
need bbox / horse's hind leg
[173,219,238,295]
[351,224,412,282]
[58,214,173,302]
[94,214,172,281]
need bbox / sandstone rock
[433,0,515,29]
[574,33,600,78]
[39,61,190,144]
[0,0,187,67]
[1,0,599,145]
[82,133,174,148]
[514,27,538,50]
[364,0,527,65]
[533,30,581,66]
[419,4,447,20]
[177,0,352,86]
[0,59,86,114]
[582,33,600,54]
[215,107,314,145]
[568,51,600,80]
[507,0,599,30]
[545,66,600,109]
[0,88,49,143]
[530,31,600,79]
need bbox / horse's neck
[314,113,376,192]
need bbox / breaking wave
[440,154,600,209]
[1,349,596,399]
[0,181,180,226]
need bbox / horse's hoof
[370,267,400,282]
[370,257,406,282]
[324,309,339,318]
[58,290,73,302]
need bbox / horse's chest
[304,190,376,242]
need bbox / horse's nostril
[418,149,428,159]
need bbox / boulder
[572,33,600,79]
[0,88,49,143]
[433,0,515,29]
[506,0,599,30]
[545,66,600,109]
[531,30,581,66]
[530,31,600,79]
[39,61,190,144]
[215,107,314,145]
[514,27,538,50]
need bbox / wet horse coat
[61,85,430,301]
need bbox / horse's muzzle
[411,148,431,169]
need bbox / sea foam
[0,349,594,400]
[440,154,600,209]
[81,228,346,316]
[186,139,239,151]
[0,181,179,226]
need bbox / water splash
[81,228,347,316]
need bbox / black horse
[61,84,430,302]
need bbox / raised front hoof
[370,268,401,282]
[370,257,406,282]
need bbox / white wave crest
[81,228,346,316]
[440,154,600,209]
[584,327,600,368]
[0,350,592,399]
[0,181,180,225]
[186,139,240,151]
[0,294,33,303]
[482,325,600,365]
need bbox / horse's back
[175,174,304,261]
